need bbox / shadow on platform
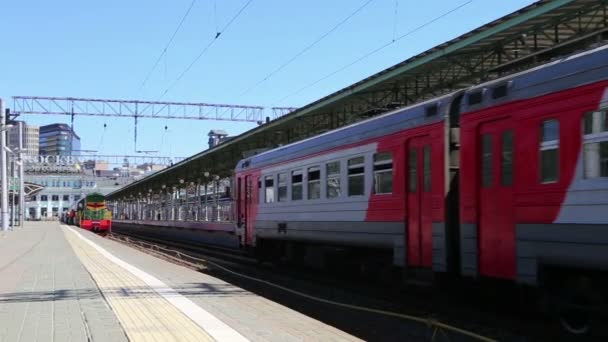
[0,282,252,303]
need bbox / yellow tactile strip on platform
[63,227,215,342]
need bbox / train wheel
[556,276,596,336]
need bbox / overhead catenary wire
[157,0,255,100]
[138,0,199,93]
[235,0,376,99]
[392,0,399,42]
[274,0,473,106]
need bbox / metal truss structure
[105,0,608,198]
[11,96,266,122]
[71,154,186,166]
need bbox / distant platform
[0,221,360,341]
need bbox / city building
[83,159,109,171]
[39,123,81,156]
[7,121,39,157]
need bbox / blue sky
[1,0,537,159]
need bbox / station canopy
[108,0,608,199]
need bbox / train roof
[461,43,608,113]
[236,92,459,172]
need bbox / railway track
[106,228,578,342]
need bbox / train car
[235,90,458,275]
[234,45,608,331]
[74,193,112,233]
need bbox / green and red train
[70,193,112,233]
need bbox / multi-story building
[39,123,81,156]
[7,121,39,157]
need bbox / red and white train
[234,45,608,301]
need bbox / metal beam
[12,96,269,122]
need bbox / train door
[407,136,433,268]
[243,175,255,245]
[478,121,515,279]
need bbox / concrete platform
[0,222,360,342]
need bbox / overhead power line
[157,0,255,100]
[236,0,375,98]
[138,0,198,92]
[274,0,473,105]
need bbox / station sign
[24,155,81,165]
[23,155,82,173]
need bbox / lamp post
[203,171,209,221]
[1,99,10,232]
[18,121,24,227]
[214,175,220,221]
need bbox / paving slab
[0,221,127,342]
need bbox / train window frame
[491,83,508,99]
[277,173,288,201]
[373,152,393,194]
[264,175,275,203]
[408,149,417,193]
[540,119,560,183]
[467,90,483,106]
[307,166,321,200]
[348,156,365,197]
[582,111,608,179]
[292,170,303,201]
[501,130,514,186]
[423,145,432,192]
[481,134,493,187]
[326,161,341,199]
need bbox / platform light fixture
[203,171,210,178]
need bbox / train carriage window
[326,161,341,198]
[583,111,608,178]
[540,119,559,183]
[502,130,514,186]
[308,166,321,200]
[482,134,493,187]
[408,150,417,192]
[292,170,303,200]
[423,146,431,192]
[467,91,483,106]
[374,152,393,194]
[348,156,365,196]
[277,173,288,201]
[264,175,275,203]
[492,84,508,99]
